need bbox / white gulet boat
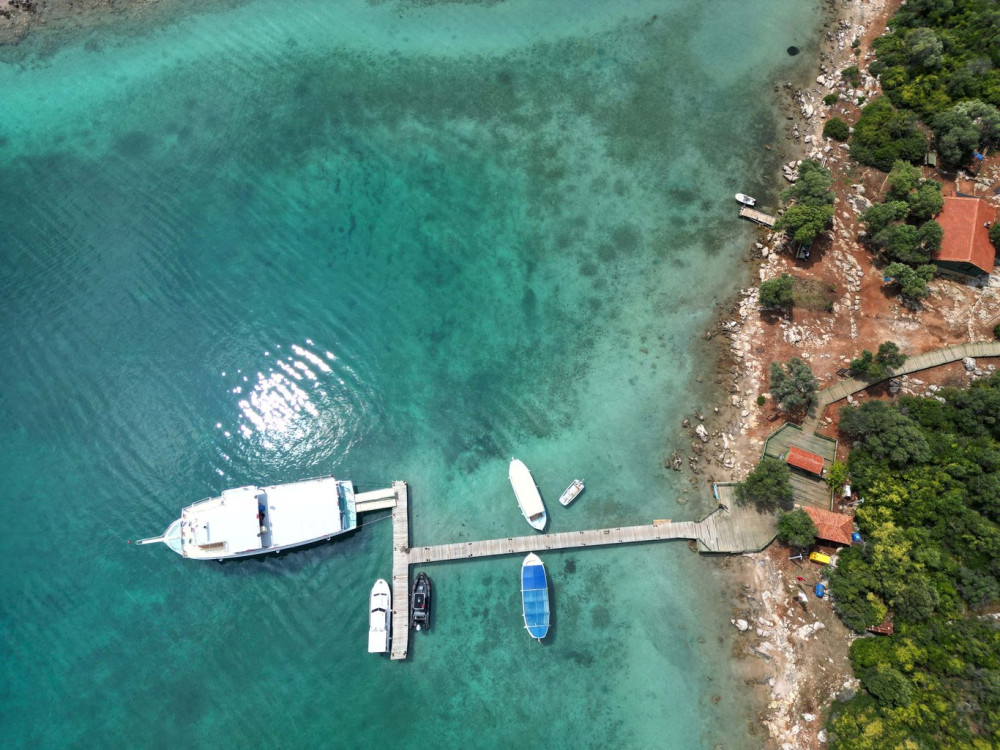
[368,578,391,654]
[509,459,547,531]
[136,476,356,560]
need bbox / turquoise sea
[0,1,822,747]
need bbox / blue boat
[521,553,550,640]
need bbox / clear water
[0,1,821,747]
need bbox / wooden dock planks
[738,206,777,228]
[389,481,410,661]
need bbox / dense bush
[758,273,794,310]
[826,375,1000,747]
[933,99,1000,168]
[991,222,1000,250]
[769,357,818,412]
[883,262,936,301]
[774,160,836,244]
[823,117,851,141]
[849,99,928,171]
[870,0,1000,121]
[824,93,839,106]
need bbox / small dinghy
[735,193,757,207]
[558,479,584,507]
[410,572,432,631]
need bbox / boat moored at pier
[368,578,391,654]
[410,572,432,631]
[136,476,356,560]
[509,459,547,531]
[521,553,550,641]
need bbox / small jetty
[360,481,776,661]
[738,206,777,228]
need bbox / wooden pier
[362,481,776,661]
[738,206,777,228]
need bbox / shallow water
[0,1,821,746]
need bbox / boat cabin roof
[180,476,347,558]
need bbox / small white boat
[558,479,584,507]
[368,578,391,654]
[735,193,757,207]
[509,459,547,531]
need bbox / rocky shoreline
[669,1,906,748]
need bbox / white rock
[803,713,816,722]
[795,621,825,640]
[695,424,709,443]
[733,618,750,632]
[964,357,976,372]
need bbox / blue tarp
[521,563,550,638]
[815,583,826,598]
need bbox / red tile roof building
[786,446,825,476]
[802,506,854,546]
[933,197,996,277]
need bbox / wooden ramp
[803,340,1000,432]
[355,490,397,513]
[738,206,777,227]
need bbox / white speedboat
[735,193,757,207]
[558,479,584,507]
[368,578,391,654]
[136,476,356,560]
[509,459,547,531]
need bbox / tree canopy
[870,0,1000,118]
[758,273,794,310]
[775,160,836,244]
[777,508,818,549]
[883,262,936,301]
[849,99,928,172]
[849,341,908,380]
[826,375,1000,747]
[735,458,794,513]
[769,358,818,412]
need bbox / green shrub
[850,99,927,171]
[823,93,839,106]
[993,323,1000,340]
[990,222,1000,250]
[756,394,766,407]
[823,117,850,141]
[758,274,794,310]
[842,65,861,87]
[777,509,818,549]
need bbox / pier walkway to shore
[363,482,776,661]
[802,340,1000,433]
[738,206,777,228]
